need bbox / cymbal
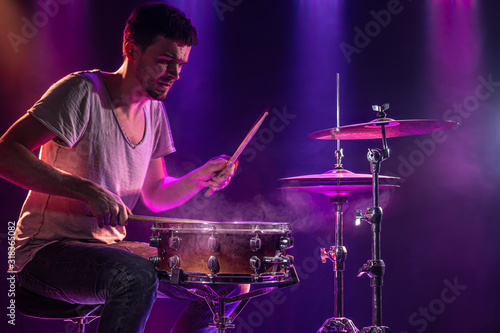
[308,118,459,140]
[280,184,398,197]
[279,168,399,183]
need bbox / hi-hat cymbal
[308,118,459,140]
[280,184,398,197]
[279,168,399,183]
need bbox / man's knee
[109,258,159,297]
[134,261,159,291]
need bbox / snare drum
[149,219,294,284]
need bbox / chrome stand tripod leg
[318,197,359,333]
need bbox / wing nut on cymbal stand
[372,103,390,119]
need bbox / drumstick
[86,212,216,224]
[205,107,270,197]
[128,214,214,224]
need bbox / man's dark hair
[123,3,198,54]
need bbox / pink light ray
[425,0,481,106]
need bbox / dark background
[1,0,499,332]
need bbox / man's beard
[136,66,171,101]
[145,84,169,101]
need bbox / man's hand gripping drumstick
[205,108,270,197]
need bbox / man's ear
[124,41,138,61]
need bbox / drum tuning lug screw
[168,231,181,251]
[149,255,160,267]
[149,235,161,248]
[249,256,261,273]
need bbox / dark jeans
[17,240,246,333]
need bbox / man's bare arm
[0,113,130,227]
[141,156,236,212]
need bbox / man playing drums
[0,3,242,332]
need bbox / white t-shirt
[13,70,175,272]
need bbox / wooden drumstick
[127,214,213,224]
[87,212,214,224]
[205,107,270,198]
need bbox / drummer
[0,3,243,333]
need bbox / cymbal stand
[318,73,358,333]
[355,104,393,333]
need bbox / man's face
[134,36,192,101]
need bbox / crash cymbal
[280,184,398,197]
[308,118,459,140]
[279,168,399,183]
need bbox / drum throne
[16,284,102,333]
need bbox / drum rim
[152,221,292,233]
[171,272,293,284]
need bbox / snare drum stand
[167,267,299,333]
[317,149,359,333]
[356,104,393,333]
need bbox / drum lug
[149,255,160,267]
[207,255,220,275]
[250,236,262,252]
[279,236,294,251]
[208,235,220,252]
[149,236,162,248]
[169,235,181,251]
[168,255,181,269]
[249,256,261,273]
